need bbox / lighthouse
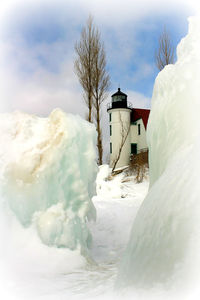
[107,88,132,169]
[107,88,150,170]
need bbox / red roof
[131,108,150,129]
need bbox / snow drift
[0,109,97,253]
[118,16,200,297]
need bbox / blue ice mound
[0,109,97,253]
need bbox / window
[113,95,123,102]
[138,124,141,135]
[110,125,112,136]
[109,113,112,122]
[110,143,112,154]
[131,143,137,154]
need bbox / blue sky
[0,0,197,158]
[0,0,196,161]
[0,0,195,114]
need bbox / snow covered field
[51,166,148,299]
[87,166,149,297]
[1,165,149,299]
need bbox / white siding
[130,119,148,153]
[108,110,148,169]
[109,108,131,169]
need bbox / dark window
[109,113,112,122]
[138,124,141,135]
[131,143,137,154]
[110,125,112,136]
[110,143,112,154]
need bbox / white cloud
[127,90,151,109]
[0,39,85,116]
[0,23,86,116]
[0,0,153,117]
[69,0,194,26]
[131,63,154,83]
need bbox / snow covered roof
[131,108,150,129]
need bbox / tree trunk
[96,101,103,165]
[88,92,92,123]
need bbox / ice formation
[118,16,200,296]
[0,109,97,254]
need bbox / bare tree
[92,31,110,165]
[75,16,110,164]
[129,150,148,183]
[74,16,96,123]
[155,27,175,71]
[112,112,130,173]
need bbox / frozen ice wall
[0,109,97,254]
[118,16,200,297]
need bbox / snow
[118,16,200,299]
[90,165,148,264]
[0,109,99,297]
[0,158,149,299]
[0,107,149,299]
[0,15,199,300]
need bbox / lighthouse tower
[107,88,132,170]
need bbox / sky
[0,0,198,160]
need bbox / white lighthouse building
[107,88,150,170]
